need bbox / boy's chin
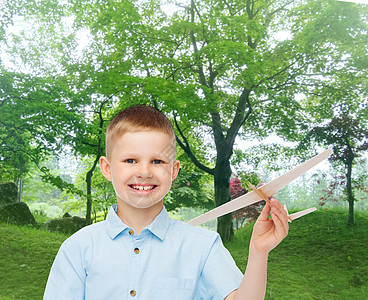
[118,197,164,210]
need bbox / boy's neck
[116,200,164,235]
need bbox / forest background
[1,0,368,243]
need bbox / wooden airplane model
[188,148,333,226]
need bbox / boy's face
[100,131,180,210]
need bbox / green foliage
[238,171,261,190]
[273,160,368,213]
[226,209,368,299]
[302,115,368,225]
[166,161,214,212]
[89,166,115,221]
[309,116,368,165]
[1,0,367,240]
[0,68,85,184]
[1,209,368,299]
[21,157,78,205]
[61,156,115,219]
[29,203,63,220]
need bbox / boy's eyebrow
[117,153,137,157]
[117,152,172,160]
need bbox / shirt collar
[146,206,170,241]
[105,205,128,240]
[105,204,170,241]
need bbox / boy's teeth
[132,185,154,191]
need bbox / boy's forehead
[112,130,176,157]
[115,130,174,143]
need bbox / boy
[44,105,289,299]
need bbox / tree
[75,99,110,224]
[1,71,36,183]
[121,0,367,240]
[0,70,78,187]
[297,12,368,225]
[2,0,367,241]
[166,150,215,212]
[230,176,264,230]
[308,115,368,225]
[0,3,117,220]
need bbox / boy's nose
[136,163,153,179]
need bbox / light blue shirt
[44,205,243,299]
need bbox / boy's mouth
[129,184,157,191]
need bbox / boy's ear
[99,156,112,181]
[171,160,180,181]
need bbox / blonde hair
[105,105,176,158]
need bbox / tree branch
[189,0,208,87]
[226,88,252,149]
[81,141,99,147]
[174,114,215,175]
[210,110,226,150]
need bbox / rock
[62,212,72,218]
[0,202,36,226]
[43,216,88,235]
[0,182,18,205]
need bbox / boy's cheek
[158,165,173,179]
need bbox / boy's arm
[44,242,86,299]
[226,199,289,300]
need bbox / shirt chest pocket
[152,277,195,299]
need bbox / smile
[129,185,157,191]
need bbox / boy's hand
[250,198,289,255]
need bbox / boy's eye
[125,159,136,164]
[152,159,164,164]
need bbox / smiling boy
[44,105,289,299]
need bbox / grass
[226,208,368,299]
[32,214,52,225]
[0,208,367,299]
[0,224,67,300]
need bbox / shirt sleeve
[43,239,86,299]
[197,234,244,300]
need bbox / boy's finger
[257,202,271,221]
[270,200,289,232]
[270,198,283,210]
[271,200,288,218]
[270,207,289,237]
[271,211,288,239]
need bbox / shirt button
[128,229,134,235]
[134,247,140,254]
[130,290,136,297]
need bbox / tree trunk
[85,151,102,224]
[18,178,23,202]
[84,99,107,224]
[86,170,93,224]
[214,158,233,242]
[346,160,354,226]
